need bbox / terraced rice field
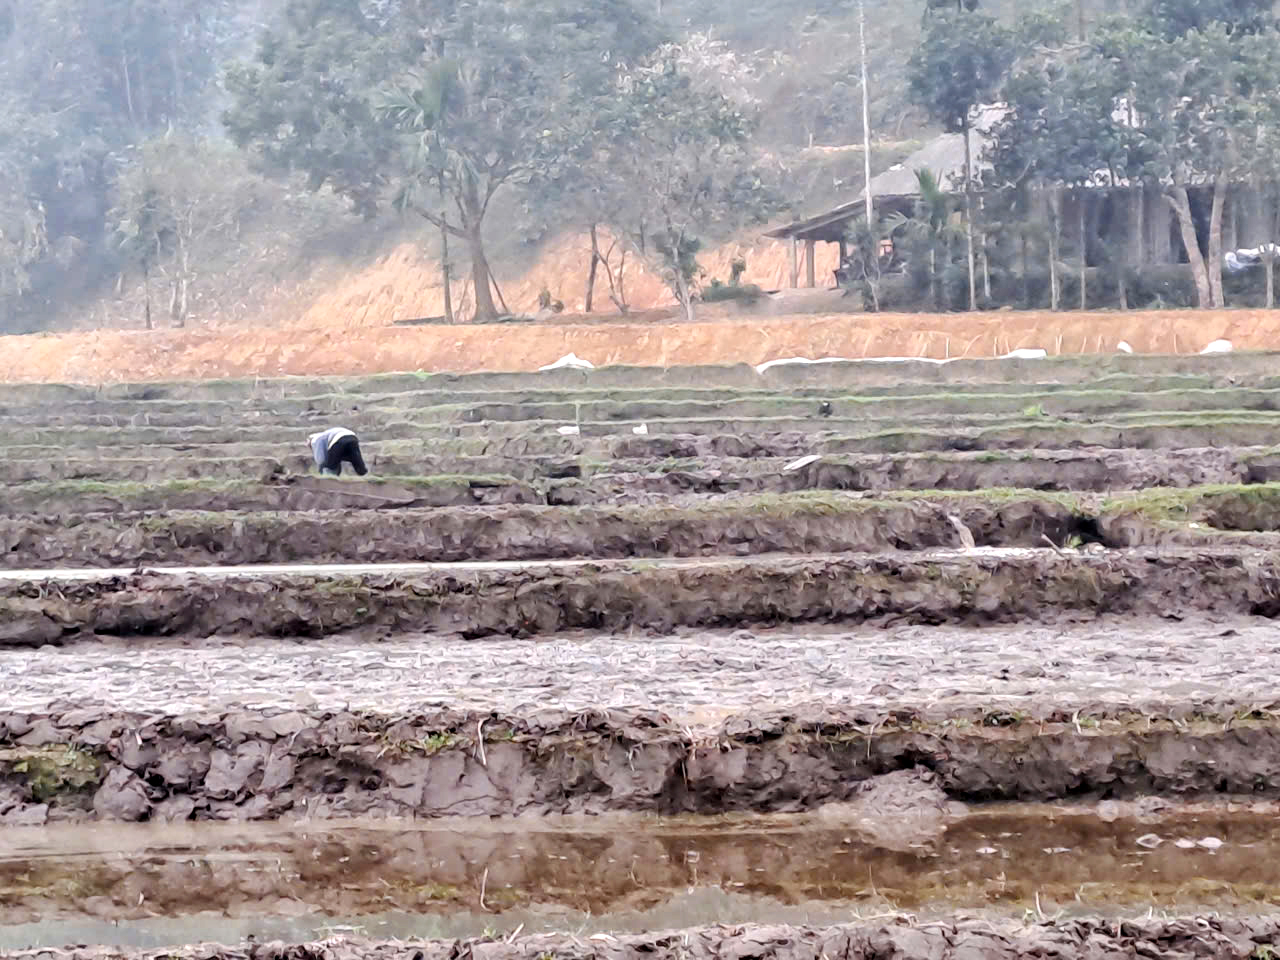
[7,350,1280,959]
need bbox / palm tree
[886,168,962,308]
[378,60,503,322]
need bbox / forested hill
[0,0,1265,332]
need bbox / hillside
[0,0,1099,337]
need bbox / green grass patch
[2,745,102,802]
[1103,482,1280,531]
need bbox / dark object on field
[308,426,369,477]
[538,288,565,313]
[818,401,833,417]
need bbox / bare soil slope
[0,308,1261,383]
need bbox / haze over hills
[0,0,1262,335]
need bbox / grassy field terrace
[6,350,1280,957]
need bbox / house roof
[765,105,1007,243]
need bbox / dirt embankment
[15,478,1280,569]
[0,447,1271,497]
[0,308,1264,384]
[0,495,1089,568]
[5,917,1279,960]
[7,548,1280,646]
[5,703,1280,827]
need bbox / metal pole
[859,0,874,224]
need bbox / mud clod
[4,917,1279,960]
[91,767,150,821]
[2,704,1280,824]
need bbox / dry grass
[0,306,1261,384]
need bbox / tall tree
[989,11,1131,308]
[565,46,784,322]
[224,0,409,220]
[229,0,659,322]
[110,135,263,328]
[908,8,1013,310]
[0,0,234,330]
[1104,20,1273,307]
[1144,0,1274,37]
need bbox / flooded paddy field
[7,353,1280,957]
[3,806,1280,949]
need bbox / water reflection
[2,808,1278,949]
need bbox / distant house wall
[771,179,1280,295]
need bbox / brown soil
[292,234,832,328]
[0,476,542,519]
[27,485,1280,569]
[4,917,1279,960]
[7,617,1273,735]
[0,495,1090,567]
[4,548,1280,646]
[6,701,1280,826]
[0,447,1268,494]
[0,309,1271,384]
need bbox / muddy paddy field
[6,352,1280,959]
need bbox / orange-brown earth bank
[0,307,1264,382]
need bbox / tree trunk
[929,246,938,310]
[121,53,137,129]
[1020,230,1029,307]
[463,236,497,322]
[1167,187,1212,308]
[143,257,152,331]
[466,230,498,321]
[1078,192,1087,311]
[1207,171,1227,308]
[962,116,977,311]
[1267,251,1275,309]
[979,196,990,302]
[1131,183,1146,266]
[613,248,630,313]
[168,234,189,328]
[672,267,695,322]
[585,225,601,312]
[1269,185,1279,309]
[1048,189,1061,310]
[457,177,499,322]
[489,270,510,315]
[441,224,453,324]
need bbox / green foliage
[228,0,663,321]
[882,169,964,308]
[1143,0,1275,37]
[6,0,1280,330]
[840,215,896,310]
[109,134,265,326]
[908,9,1013,134]
[0,0,236,331]
[566,46,784,319]
[224,0,408,219]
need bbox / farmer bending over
[308,427,369,476]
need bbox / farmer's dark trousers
[322,435,368,476]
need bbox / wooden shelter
[760,105,1272,292]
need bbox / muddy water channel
[2,806,1277,949]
